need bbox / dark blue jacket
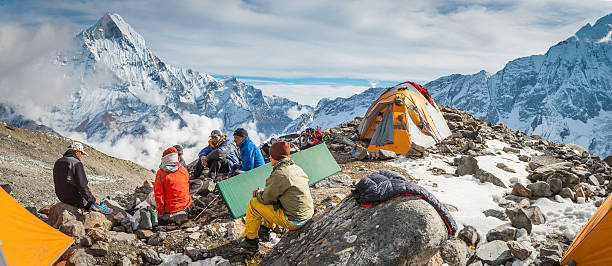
[237,137,265,171]
[198,136,239,171]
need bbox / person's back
[263,158,314,221]
[53,147,96,209]
[154,147,192,215]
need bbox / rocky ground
[2,104,611,266]
[0,122,152,208]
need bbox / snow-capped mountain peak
[84,12,146,48]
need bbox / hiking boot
[239,237,259,252]
[91,202,113,214]
[258,226,272,242]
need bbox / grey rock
[518,155,531,162]
[378,149,397,160]
[547,178,563,194]
[202,179,216,193]
[559,188,575,201]
[534,162,573,175]
[486,225,517,242]
[524,206,546,225]
[147,231,167,246]
[136,229,154,239]
[109,231,136,243]
[314,174,352,188]
[455,156,479,176]
[467,260,484,266]
[351,145,369,160]
[551,170,580,188]
[458,225,480,247]
[496,163,516,173]
[139,249,162,265]
[121,257,132,266]
[507,241,531,260]
[483,209,507,221]
[527,182,553,197]
[184,247,208,261]
[89,241,109,257]
[475,240,513,266]
[538,255,561,266]
[475,169,507,188]
[440,239,468,266]
[68,248,96,266]
[604,155,612,167]
[588,175,600,186]
[59,220,86,238]
[262,196,448,265]
[506,207,532,233]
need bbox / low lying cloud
[0,22,78,120]
[64,112,225,169]
[255,82,369,107]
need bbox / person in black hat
[192,130,239,180]
[232,128,265,175]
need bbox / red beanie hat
[163,147,178,157]
[269,141,291,160]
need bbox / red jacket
[154,162,191,215]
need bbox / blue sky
[1,0,612,106]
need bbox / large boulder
[48,203,82,228]
[455,156,479,176]
[262,196,448,265]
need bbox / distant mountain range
[1,12,611,160]
[304,13,612,158]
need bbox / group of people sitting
[52,127,314,252]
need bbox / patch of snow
[286,106,309,120]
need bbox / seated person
[173,144,203,195]
[240,141,314,252]
[232,128,265,175]
[53,142,111,213]
[154,147,192,218]
[192,130,239,180]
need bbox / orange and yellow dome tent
[561,194,612,266]
[358,81,452,154]
[0,188,74,265]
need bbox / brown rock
[88,228,110,242]
[81,212,112,230]
[503,147,520,153]
[511,183,532,198]
[48,203,82,228]
[59,220,86,238]
[424,251,443,266]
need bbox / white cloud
[256,83,369,106]
[64,112,225,169]
[2,1,611,82]
[0,22,79,120]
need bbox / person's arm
[256,171,288,204]
[73,162,96,205]
[153,172,165,215]
[238,146,255,172]
[207,141,232,161]
[198,146,212,158]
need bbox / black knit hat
[173,144,183,155]
[233,128,248,138]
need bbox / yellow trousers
[243,198,301,239]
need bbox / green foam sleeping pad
[217,143,341,218]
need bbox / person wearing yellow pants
[240,141,314,252]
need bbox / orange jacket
[153,162,192,215]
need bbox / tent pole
[0,241,9,266]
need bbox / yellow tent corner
[561,194,612,266]
[0,188,74,265]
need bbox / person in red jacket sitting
[154,147,192,220]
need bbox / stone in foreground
[262,196,448,265]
